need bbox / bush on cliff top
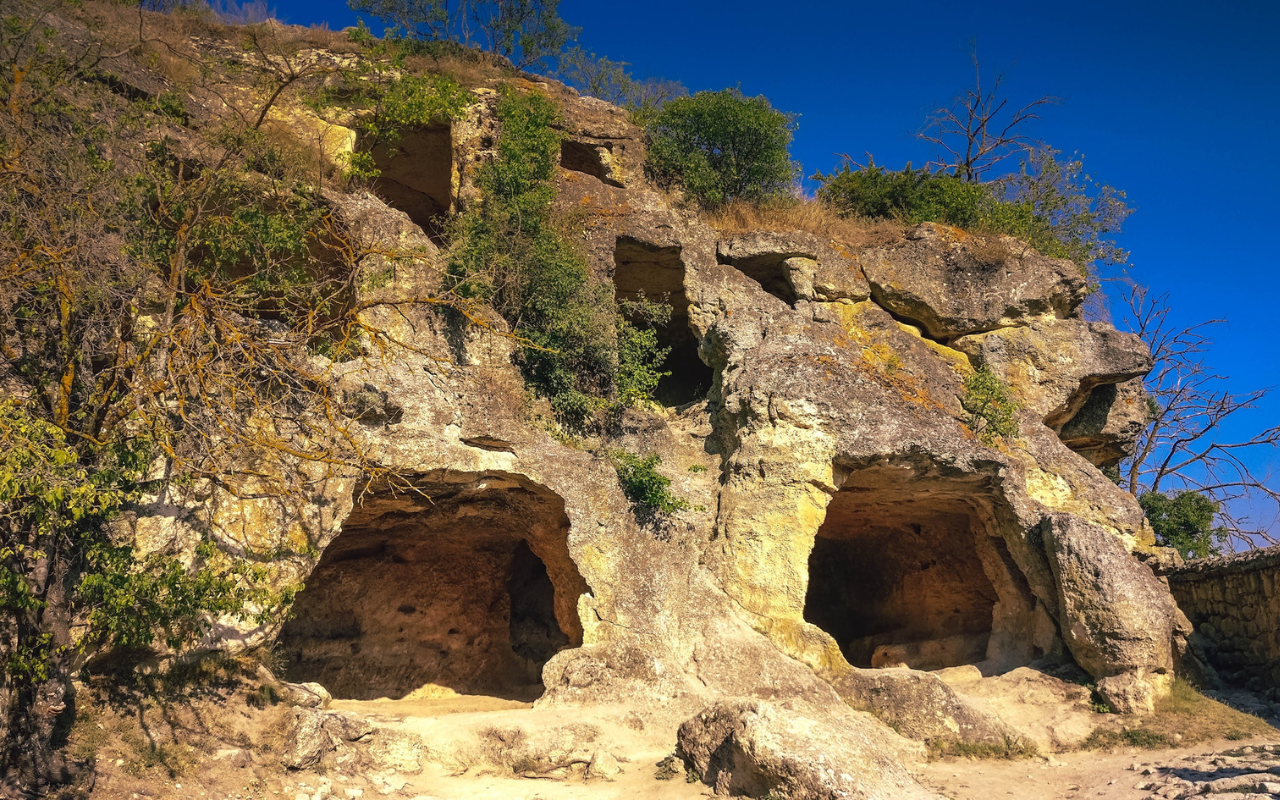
[813,148,1131,276]
[644,88,799,210]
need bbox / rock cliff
[84,17,1208,798]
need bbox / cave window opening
[613,237,714,407]
[278,481,585,701]
[717,252,800,306]
[368,122,454,243]
[560,139,622,187]
[803,478,998,671]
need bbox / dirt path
[920,737,1280,799]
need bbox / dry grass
[1081,680,1276,751]
[704,199,906,251]
[968,235,1016,268]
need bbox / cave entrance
[278,476,586,701]
[613,237,714,406]
[368,122,453,242]
[560,139,622,187]
[803,467,1000,671]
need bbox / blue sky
[269,0,1279,531]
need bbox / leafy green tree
[1139,490,1228,559]
[644,88,799,209]
[347,0,579,69]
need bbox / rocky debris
[1124,743,1280,799]
[676,699,940,799]
[716,230,870,305]
[858,222,1089,340]
[952,317,1153,429]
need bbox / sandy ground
[331,694,534,719]
[920,737,1280,800]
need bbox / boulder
[280,707,334,769]
[676,700,939,799]
[281,681,331,709]
[1039,513,1183,712]
[322,710,373,742]
[858,223,1088,339]
[829,668,1022,748]
[952,317,1153,429]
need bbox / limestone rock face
[110,32,1208,791]
[858,223,1089,340]
[952,318,1153,428]
[1056,378,1150,467]
[716,230,871,305]
[676,700,940,799]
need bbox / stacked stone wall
[1163,545,1280,691]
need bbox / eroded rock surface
[103,25,1210,794]
[857,223,1089,340]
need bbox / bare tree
[918,44,1060,182]
[1118,283,1280,549]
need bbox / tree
[1139,490,1228,559]
[918,44,1060,183]
[346,0,580,70]
[0,7,483,786]
[993,147,1133,274]
[644,88,799,209]
[557,46,686,123]
[1118,283,1280,550]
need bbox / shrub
[615,297,672,409]
[447,87,669,427]
[812,161,992,228]
[645,89,799,209]
[961,368,1020,445]
[1139,490,1227,559]
[813,148,1132,277]
[609,450,689,522]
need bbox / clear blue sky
[269,0,1279,530]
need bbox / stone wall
[1163,545,1280,691]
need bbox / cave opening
[613,237,715,407]
[717,250,800,306]
[560,139,622,187]
[803,468,1000,671]
[368,122,453,242]
[278,477,586,701]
